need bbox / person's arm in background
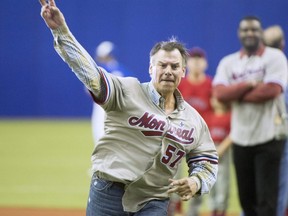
[241,50,287,103]
[213,82,255,103]
[212,56,255,103]
[216,135,232,158]
[241,82,282,103]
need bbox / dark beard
[241,38,261,53]
[244,44,259,53]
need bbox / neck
[162,93,176,115]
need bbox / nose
[164,65,172,75]
[246,29,254,36]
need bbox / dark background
[1,0,287,117]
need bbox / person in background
[206,97,231,216]
[186,97,232,216]
[178,47,212,122]
[213,16,288,216]
[39,1,218,215]
[175,47,213,216]
[95,41,132,78]
[91,41,133,144]
[263,25,288,216]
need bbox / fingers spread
[39,0,47,6]
[40,5,49,17]
[50,0,56,6]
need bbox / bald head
[263,25,285,50]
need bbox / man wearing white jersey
[39,1,218,215]
[213,16,288,216]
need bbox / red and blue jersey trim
[187,155,218,166]
[90,68,111,104]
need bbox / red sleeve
[241,83,282,103]
[212,82,253,103]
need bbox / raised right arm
[39,0,108,103]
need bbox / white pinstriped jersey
[52,25,218,212]
[213,47,288,146]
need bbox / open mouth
[161,79,174,83]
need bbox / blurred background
[1,0,288,117]
[0,0,287,215]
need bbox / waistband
[94,172,126,189]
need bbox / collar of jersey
[148,82,185,111]
[239,43,265,58]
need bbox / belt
[112,181,126,189]
[94,172,126,189]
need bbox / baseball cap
[96,41,115,58]
[188,47,206,59]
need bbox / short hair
[240,15,262,24]
[149,37,188,66]
[240,15,261,23]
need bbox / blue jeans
[86,173,169,216]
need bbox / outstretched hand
[167,177,199,201]
[39,0,65,30]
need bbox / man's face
[238,19,263,52]
[149,49,185,96]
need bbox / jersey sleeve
[212,57,231,86]
[186,120,218,195]
[51,25,109,103]
[263,49,288,90]
[100,76,141,112]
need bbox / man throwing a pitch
[39,1,218,215]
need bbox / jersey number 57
[161,144,185,168]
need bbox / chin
[243,41,259,52]
[160,87,175,95]
[245,45,258,52]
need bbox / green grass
[0,119,241,213]
[0,119,93,209]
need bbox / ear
[237,28,241,39]
[149,64,153,76]
[181,67,186,78]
